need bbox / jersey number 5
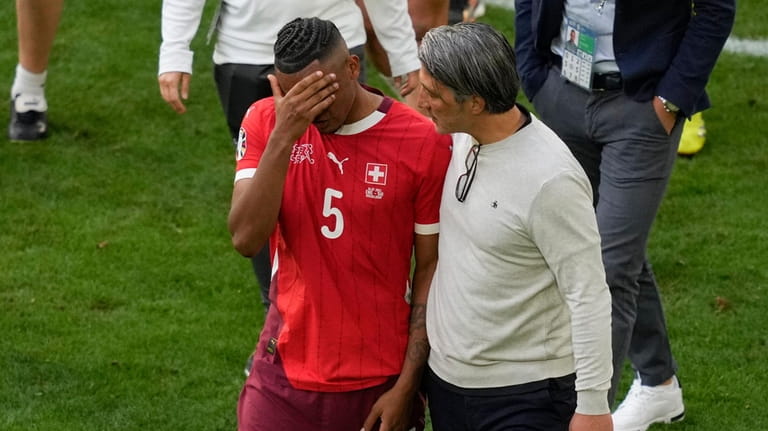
[321,188,344,239]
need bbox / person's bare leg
[17,0,64,73]
[10,0,63,141]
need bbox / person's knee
[604,265,629,293]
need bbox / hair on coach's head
[274,17,346,74]
[419,22,520,114]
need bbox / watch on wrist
[657,96,680,113]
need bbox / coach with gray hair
[417,22,613,431]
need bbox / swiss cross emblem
[365,163,388,185]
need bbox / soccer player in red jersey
[228,17,451,431]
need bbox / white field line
[723,37,768,57]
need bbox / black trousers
[425,367,576,431]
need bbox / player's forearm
[393,266,434,392]
[392,234,438,391]
[394,302,429,393]
[228,138,293,256]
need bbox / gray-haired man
[417,22,613,431]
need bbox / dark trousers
[532,67,682,405]
[212,46,367,310]
[425,368,576,431]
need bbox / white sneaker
[612,375,685,431]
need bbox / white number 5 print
[321,188,344,239]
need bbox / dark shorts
[425,366,576,431]
[237,313,425,431]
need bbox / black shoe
[8,94,48,141]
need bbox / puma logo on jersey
[327,152,349,174]
[290,143,315,165]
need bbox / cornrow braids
[274,17,345,74]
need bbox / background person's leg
[589,92,681,405]
[214,63,276,311]
[10,0,64,141]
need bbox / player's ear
[347,53,360,81]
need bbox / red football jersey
[235,95,451,392]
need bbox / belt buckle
[592,72,621,91]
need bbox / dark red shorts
[237,312,425,431]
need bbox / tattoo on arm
[407,339,430,363]
[407,304,429,362]
[409,304,426,334]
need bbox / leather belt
[591,72,623,91]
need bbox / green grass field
[1,1,766,429]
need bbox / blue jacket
[514,0,735,116]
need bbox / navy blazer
[514,0,735,116]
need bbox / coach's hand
[570,412,613,431]
[267,71,338,145]
[158,71,191,114]
[393,70,420,98]
[362,386,413,431]
[652,96,678,135]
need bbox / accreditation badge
[560,17,597,91]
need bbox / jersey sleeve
[234,99,276,182]
[414,131,452,235]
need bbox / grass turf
[1,1,766,429]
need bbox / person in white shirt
[418,22,613,431]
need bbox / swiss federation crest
[291,143,315,165]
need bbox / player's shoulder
[243,97,276,123]
[388,99,428,122]
[387,100,445,137]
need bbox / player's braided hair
[274,17,344,74]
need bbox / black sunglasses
[455,144,480,202]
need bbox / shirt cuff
[389,57,421,80]
[158,45,194,76]
[576,389,610,415]
[414,222,439,235]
